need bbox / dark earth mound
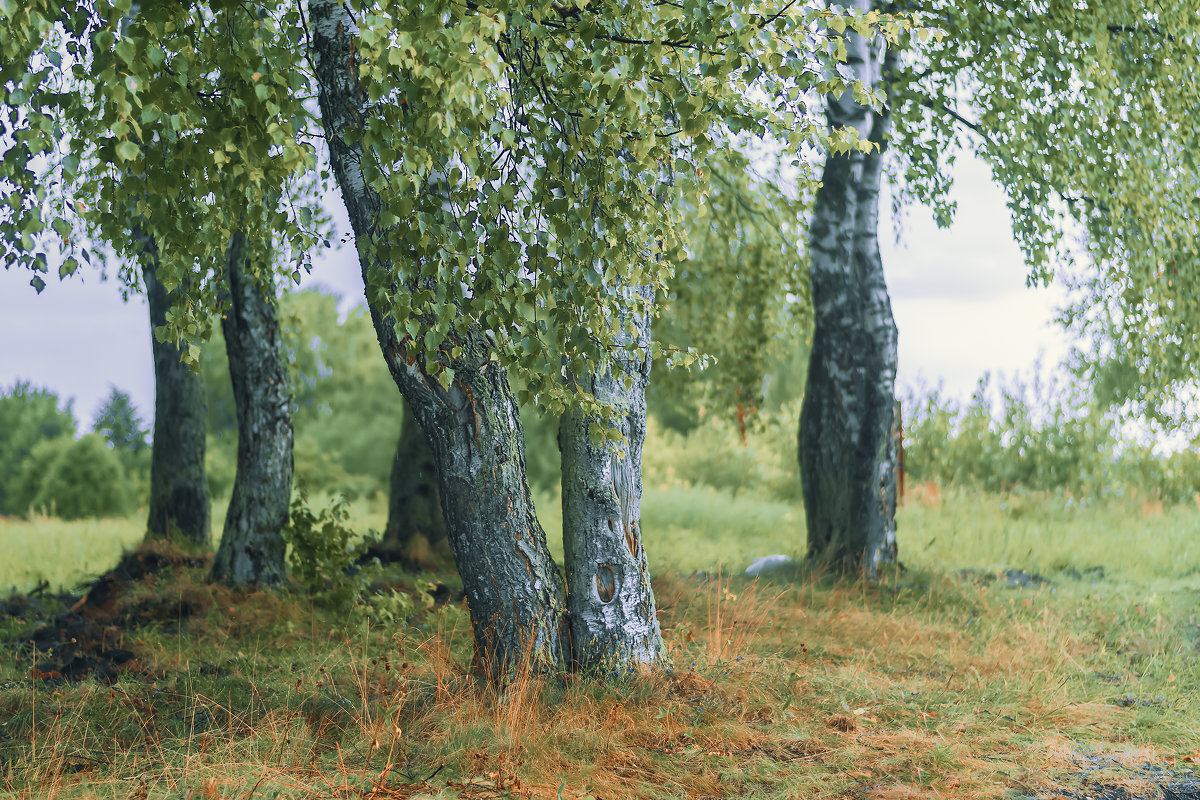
[1016,756,1200,800]
[1,545,210,683]
[1029,776,1200,800]
[958,567,1053,589]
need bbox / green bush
[282,489,377,607]
[293,436,380,501]
[641,405,802,502]
[0,381,77,515]
[9,436,74,516]
[15,434,133,520]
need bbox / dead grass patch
[1,548,1192,800]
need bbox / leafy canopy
[883,0,1200,422]
[1,0,327,347]
[3,1,906,415]
[335,0,904,415]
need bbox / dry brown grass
[1,556,1191,800]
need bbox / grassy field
[2,483,1199,799]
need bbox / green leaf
[115,141,140,162]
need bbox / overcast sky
[881,155,1071,401]
[0,153,1071,429]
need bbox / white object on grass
[746,554,792,577]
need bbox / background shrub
[17,433,133,520]
[0,381,77,515]
[902,368,1200,504]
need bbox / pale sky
[881,156,1071,401]
[0,154,1072,429]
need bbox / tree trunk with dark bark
[311,0,567,677]
[209,233,293,586]
[880,400,901,563]
[382,400,448,563]
[140,233,211,549]
[559,285,663,673]
[799,3,899,577]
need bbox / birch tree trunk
[799,1,899,577]
[559,285,663,673]
[383,400,447,558]
[209,233,292,586]
[880,399,901,562]
[310,0,567,677]
[140,232,211,548]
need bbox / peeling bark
[209,233,292,586]
[559,284,663,673]
[383,400,448,557]
[140,232,211,549]
[799,1,899,577]
[310,0,566,677]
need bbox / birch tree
[383,402,447,563]
[0,1,322,582]
[799,0,1200,572]
[308,0,887,675]
[800,0,898,575]
[2,0,891,673]
[209,232,294,585]
[655,146,812,442]
[141,240,212,547]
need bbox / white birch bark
[798,0,899,577]
[559,284,663,673]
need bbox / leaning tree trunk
[559,285,663,673]
[383,400,447,558]
[311,0,566,678]
[798,1,899,577]
[140,233,211,548]
[209,233,292,586]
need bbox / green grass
[2,483,801,595]
[0,491,389,595]
[3,483,1200,799]
[533,484,802,576]
[899,485,1200,581]
[0,515,145,595]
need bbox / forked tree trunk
[559,285,663,673]
[799,1,899,577]
[140,233,211,548]
[311,0,567,677]
[383,401,447,558]
[210,233,292,586]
